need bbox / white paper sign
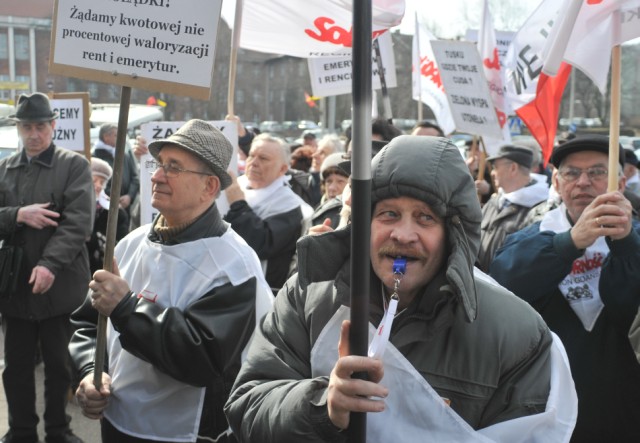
[49,97,88,153]
[50,0,222,99]
[308,33,397,97]
[431,40,502,139]
[139,121,238,226]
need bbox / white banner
[411,17,455,135]
[431,40,503,140]
[308,33,397,97]
[139,121,238,226]
[221,0,405,58]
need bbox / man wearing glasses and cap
[491,135,640,442]
[69,119,273,442]
[0,92,93,443]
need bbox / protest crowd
[1,1,640,443]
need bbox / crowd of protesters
[1,92,639,442]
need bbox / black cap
[550,135,624,168]
[486,144,534,168]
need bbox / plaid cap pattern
[148,119,233,189]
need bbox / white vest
[311,306,577,443]
[104,225,273,441]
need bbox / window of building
[0,34,8,60]
[14,34,29,61]
[253,91,261,104]
[15,75,29,94]
[88,83,99,100]
[108,85,119,101]
[0,75,9,100]
[236,89,244,104]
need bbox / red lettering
[420,56,443,91]
[304,17,388,48]
[570,252,605,274]
[483,48,500,70]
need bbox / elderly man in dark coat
[0,93,93,443]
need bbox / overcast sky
[395,0,542,38]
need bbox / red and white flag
[478,0,510,143]
[411,15,455,135]
[543,0,640,94]
[504,0,571,164]
[221,0,405,58]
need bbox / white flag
[411,15,455,135]
[543,0,640,94]
[221,0,405,58]
[478,0,510,143]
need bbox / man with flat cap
[476,144,548,272]
[491,135,640,442]
[69,119,273,442]
[0,92,93,443]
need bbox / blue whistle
[392,257,407,275]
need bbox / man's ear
[204,175,221,199]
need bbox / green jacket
[0,144,94,319]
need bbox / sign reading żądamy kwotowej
[431,40,503,140]
[49,0,222,100]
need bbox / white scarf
[498,174,549,209]
[540,205,606,331]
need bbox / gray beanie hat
[371,135,482,322]
[90,157,113,180]
[148,119,233,189]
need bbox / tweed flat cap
[148,119,233,189]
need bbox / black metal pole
[349,0,372,441]
[372,37,393,122]
[93,86,131,389]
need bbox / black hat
[9,92,59,122]
[550,135,624,168]
[486,144,534,168]
[624,148,639,168]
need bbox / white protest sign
[50,0,222,100]
[50,92,91,158]
[464,30,515,68]
[431,40,502,139]
[139,121,238,226]
[308,33,397,97]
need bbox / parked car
[89,103,164,144]
[259,120,283,133]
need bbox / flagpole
[349,0,372,440]
[227,0,244,117]
[372,37,393,122]
[414,13,423,122]
[608,44,621,192]
[94,86,131,389]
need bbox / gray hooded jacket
[225,136,552,442]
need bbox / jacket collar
[7,144,55,169]
[147,203,228,245]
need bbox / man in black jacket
[69,119,272,442]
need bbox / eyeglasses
[148,160,212,178]
[558,166,608,183]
